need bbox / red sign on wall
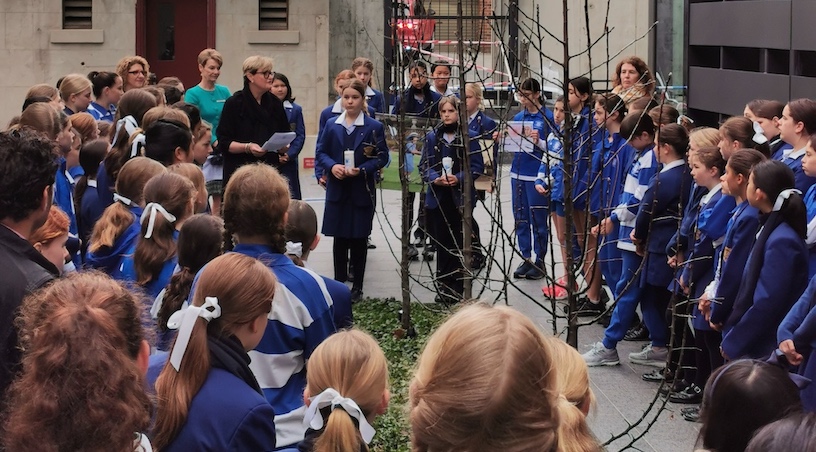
[303,157,315,169]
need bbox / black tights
[333,237,368,291]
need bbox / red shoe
[542,277,574,299]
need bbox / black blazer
[216,83,291,184]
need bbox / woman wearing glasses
[115,55,150,92]
[215,55,290,185]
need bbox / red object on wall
[303,157,315,169]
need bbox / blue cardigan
[778,274,816,411]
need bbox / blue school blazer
[420,128,484,210]
[314,103,378,180]
[722,221,808,359]
[163,368,277,452]
[633,162,692,287]
[709,202,760,326]
[778,274,816,411]
[315,115,389,209]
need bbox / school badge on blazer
[722,246,732,262]
[363,144,378,159]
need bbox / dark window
[63,0,92,29]
[259,0,288,30]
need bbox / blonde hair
[465,83,484,111]
[410,303,559,452]
[306,330,389,452]
[25,84,60,103]
[195,120,212,142]
[59,74,92,103]
[115,56,150,87]
[197,48,223,67]
[689,126,720,150]
[545,337,601,452]
[242,56,274,79]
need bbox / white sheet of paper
[501,121,535,153]
[261,132,297,153]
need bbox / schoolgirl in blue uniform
[703,150,765,331]
[743,99,791,160]
[680,146,726,397]
[778,274,816,412]
[803,135,816,277]
[352,57,387,114]
[778,99,816,193]
[85,157,166,273]
[421,96,484,303]
[629,124,692,365]
[270,73,306,199]
[115,173,196,302]
[721,160,809,360]
[507,78,553,280]
[316,79,389,301]
[151,253,278,452]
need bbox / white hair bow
[140,202,177,239]
[112,115,138,147]
[285,241,303,258]
[167,296,222,371]
[752,121,769,145]
[130,132,146,158]
[773,188,801,212]
[303,388,376,444]
[113,193,132,206]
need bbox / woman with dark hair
[87,71,123,122]
[697,360,802,452]
[215,55,291,185]
[610,56,655,108]
[270,72,305,199]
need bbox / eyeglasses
[253,70,275,78]
[128,70,148,76]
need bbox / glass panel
[157,2,175,61]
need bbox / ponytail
[751,160,807,238]
[134,173,195,285]
[314,406,366,452]
[554,395,601,452]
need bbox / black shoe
[642,368,674,383]
[669,383,703,404]
[524,261,545,280]
[407,245,419,261]
[422,248,435,261]
[624,322,650,341]
[574,298,605,317]
[599,311,611,327]
[681,406,701,422]
[659,380,689,396]
[348,264,355,283]
[367,237,376,249]
[414,237,425,248]
[351,288,363,303]
[514,261,533,279]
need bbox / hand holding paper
[261,132,297,153]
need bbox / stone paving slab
[299,171,698,451]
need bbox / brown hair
[648,105,679,127]
[18,103,61,140]
[695,146,727,175]
[75,138,109,217]
[4,272,151,452]
[89,157,166,253]
[306,330,389,452]
[410,303,559,452]
[746,99,785,121]
[168,162,206,213]
[285,199,318,266]
[787,98,816,136]
[28,206,70,246]
[612,56,655,94]
[152,253,277,449]
[351,57,376,87]
[68,112,98,142]
[727,148,767,180]
[720,116,771,156]
[197,48,224,67]
[657,123,689,157]
[222,163,290,251]
[157,214,224,331]
[141,105,191,132]
[143,85,166,106]
[105,89,159,183]
[116,55,150,89]
[134,172,195,285]
[334,69,356,95]
[25,83,59,103]
[545,337,600,452]
[628,96,658,115]
[595,93,627,123]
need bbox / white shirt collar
[87,179,97,188]
[468,111,479,124]
[785,147,806,160]
[365,86,376,96]
[331,98,343,113]
[701,183,722,205]
[430,85,456,96]
[334,111,366,127]
[283,100,293,109]
[660,159,685,173]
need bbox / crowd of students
[2,45,816,451]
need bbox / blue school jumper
[633,160,693,347]
[421,129,484,210]
[594,132,635,295]
[316,113,389,238]
[87,101,116,123]
[535,125,563,208]
[314,100,378,181]
[805,184,816,277]
[365,86,386,114]
[233,244,336,448]
[114,230,180,300]
[570,106,594,211]
[771,137,794,161]
[778,274,816,411]
[78,180,105,261]
[391,86,442,118]
[708,201,760,326]
[722,217,808,360]
[280,100,305,199]
[510,107,553,262]
[54,158,82,236]
[684,185,724,330]
[85,205,144,274]
[782,147,816,194]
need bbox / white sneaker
[582,341,620,367]
[629,345,668,367]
